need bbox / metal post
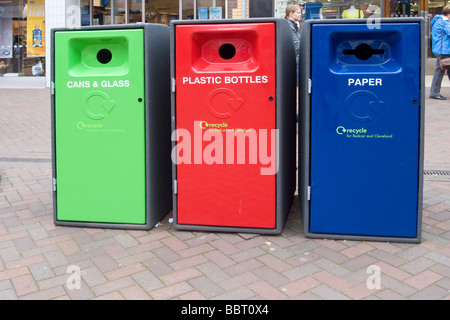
[111,0,115,24]
[90,0,93,25]
[225,0,228,19]
[421,10,429,57]
[125,0,128,23]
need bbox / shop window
[81,0,91,26]
[180,0,226,20]
[320,1,383,19]
[113,0,126,23]
[199,0,225,19]
[0,0,45,77]
[93,0,111,25]
[388,0,420,17]
[145,0,179,24]
[80,0,228,27]
[128,0,143,23]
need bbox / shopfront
[298,0,431,20]
[0,0,449,88]
[78,0,230,26]
[0,0,46,84]
[74,0,448,25]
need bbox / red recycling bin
[171,19,296,234]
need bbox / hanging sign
[27,0,45,57]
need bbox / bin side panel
[175,23,276,229]
[309,23,420,238]
[54,29,147,224]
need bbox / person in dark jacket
[430,5,450,100]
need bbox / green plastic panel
[54,29,146,224]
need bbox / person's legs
[430,55,446,98]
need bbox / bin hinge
[307,186,311,201]
[308,79,312,94]
[52,178,57,192]
[51,82,55,95]
[171,78,176,93]
[173,180,177,194]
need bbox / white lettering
[28,5,45,17]
[181,304,215,317]
[66,5,81,28]
[367,265,381,290]
[171,122,278,175]
[181,76,269,85]
[66,265,81,290]
[67,79,130,89]
[67,81,90,88]
[348,78,382,86]
[182,76,222,85]
[100,80,130,88]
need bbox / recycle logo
[207,88,244,119]
[83,91,116,120]
[345,90,385,122]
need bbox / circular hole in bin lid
[219,43,236,60]
[97,49,112,64]
[353,44,375,61]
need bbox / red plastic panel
[175,23,276,229]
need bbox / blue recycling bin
[298,18,425,243]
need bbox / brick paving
[0,85,450,301]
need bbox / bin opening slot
[219,43,236,60]
[184,23,275,72]
[65,33,133,76]
[342,44,385,61]
[97,48,113,64]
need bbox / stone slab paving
[0,87,449,300]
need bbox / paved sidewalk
[0,86,449,301]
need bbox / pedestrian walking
[430,4,450,100]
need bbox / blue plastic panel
[309,23,421,238]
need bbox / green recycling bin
[51,24,172,229]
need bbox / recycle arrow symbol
[345,90,385,122]
[102,99,116,113]
[228,97,244,112]
[207,88,244,119]
[83,91,116,120]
